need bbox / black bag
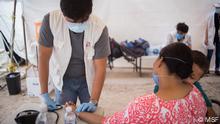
[109,38,123,59]
[135,39,150,48]
[108,38,124,69]
[120,40,145,58]
[15,110,39,124]
[134,38,150,55]
[120,46,145,58]
[14,108,60,124]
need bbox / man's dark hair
[60,0,92,21]
[176,22,189,33]
[192,50,209,74]
[159,43,193,79]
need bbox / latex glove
[76,102,97,112]
[55,88,62,105]
[41,93,57,111]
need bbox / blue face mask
[66,21,87,33]
[176,33,185,40]
[152,73,159,85]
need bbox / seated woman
[71,43,207,123]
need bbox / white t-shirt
[166,31,192,47]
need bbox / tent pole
[9,0,17,66]
[22,16,28,65]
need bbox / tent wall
[21,0,60,65]
[92,0,219,68]
[0,1,24,64]
[0,0,219,68]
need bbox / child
[188,50,216,117]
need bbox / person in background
[38,0,110,112]
[166,22,192,48]
[205,2,220,75]
[72,43,207,123]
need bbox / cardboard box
[26,77,54,96]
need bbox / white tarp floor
[0,68,220,124]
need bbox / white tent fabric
[22,0,60,65]
[0,0,219,67]
[0,1,24,64]
[93,0,216,48]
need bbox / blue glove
[55,88,62,105]
[76,102,97,112]
[41,93,57,111]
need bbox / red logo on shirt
[86,42,91,47]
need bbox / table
[125,56,158,77]
[3,103,104,124]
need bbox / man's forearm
[90,58,107,101]
[38,45,52,94]
[91,79,105,101]
[39,60,49,94]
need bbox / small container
[64,106,76,124]
[5,72,21,95]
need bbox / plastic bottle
[35,103,48,124]
[64,106,76,124]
